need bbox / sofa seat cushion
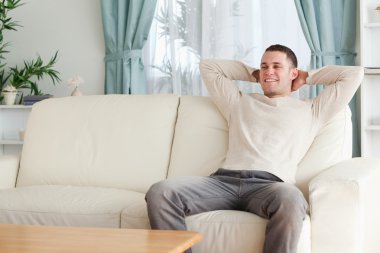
[120,204,311,253]
[187,210,311,253]
[121,198,150,229]
[0,185,144,228]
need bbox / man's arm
[199,59,258,120]
[307,65,364,125]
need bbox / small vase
[2,91,18,105]
[370,8,380,23]
[71,87,82,96]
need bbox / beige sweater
[200,59,364,183]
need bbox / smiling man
[258,47,299,97]
[145,44,364,253]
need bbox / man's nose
[264,67,274,75]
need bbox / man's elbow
[199,59,215,76]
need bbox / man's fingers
[292,81,303,91]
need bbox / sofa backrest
[17,95,179,193]
[168,96,352,197]
[17,95,351,197]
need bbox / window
[143,0,311,97]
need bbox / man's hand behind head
[252,69,260,82]
[291,70,308,91]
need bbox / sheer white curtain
[143,0,311,98]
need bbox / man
[145,44,364,253]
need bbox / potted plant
[0,0,61,105]
[1,84,17,105]
[8,52,61,105]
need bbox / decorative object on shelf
[67,75,84,96]
[0,0,61,105]
[1,85,18,105]
[19,129,25,141]
[23,94,53,105]
[370,4,380,23]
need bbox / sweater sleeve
[199,59,257,120]
[307,65,364,125]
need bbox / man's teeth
[265,79,277,82]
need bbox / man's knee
[269,183,308,219]
[145,179,182,205]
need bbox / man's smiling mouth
[264,78,278,82]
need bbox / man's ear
[290,68,298,80]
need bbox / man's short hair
[265,44,298,68]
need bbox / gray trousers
[145,169,308,253]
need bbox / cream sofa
[0,95,380,253]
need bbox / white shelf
[0,139,23,145]
[0,105,32,155]
[365,125,380,131]
[364,22,380,28]
[0,105,33,109]
[360,0,380,157]
[364,68,380,75]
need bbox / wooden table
[0,224,202,253]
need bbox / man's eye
[261,66,268,69]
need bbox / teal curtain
[101,0,157,94]
[294,0,360,157]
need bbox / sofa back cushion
[168,96,352,197]
[17,95,179,193]
[168,97,229,178]
[295,106,352,196]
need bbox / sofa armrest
[309,157,380,253]
[0,155,20,188]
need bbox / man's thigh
[240,180,307,218]
[149,176,241,215]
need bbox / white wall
[4,0,105,97]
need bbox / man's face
[259,51,298,98]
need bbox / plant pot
[1,91,18,105]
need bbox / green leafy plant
[0,0,21,64]
[0,0,60,102]
[9,52,60,95]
